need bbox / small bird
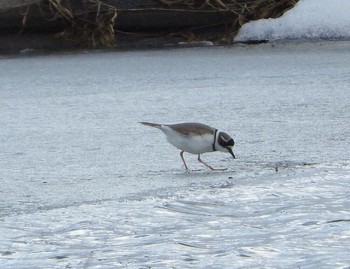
[140,122,235,171]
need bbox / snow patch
[235,0,350,41]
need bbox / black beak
[228,147,236,159]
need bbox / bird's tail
[139,122,162,129]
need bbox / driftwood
[0,0,299,51]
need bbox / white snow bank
[235,0,350,41]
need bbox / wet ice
[1,37,350,269]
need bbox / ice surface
[235,0,350,41]
[1,164,350,268]
[1,41,350,268]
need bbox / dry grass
[16,0,298,47]
[48,0,117,47]
[152,0,299,43]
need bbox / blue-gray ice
[1,41,350,268]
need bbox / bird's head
[217,132,235,158]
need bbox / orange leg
[180,151,189,170]
[197,154,227,171]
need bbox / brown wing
[167,122,215,136]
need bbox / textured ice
[235,0,350,41]
[1,41,350,268]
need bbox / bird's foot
[210,167,228,171]
[185,168,202,173]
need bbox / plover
[140,122,235,171]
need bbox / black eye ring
[218,132,234,148]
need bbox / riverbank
[0,0,297,54]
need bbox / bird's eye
[229,138,235,147]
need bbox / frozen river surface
[1,41,350,268]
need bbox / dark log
[0,0,299,53]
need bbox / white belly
[162,127,213,154]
